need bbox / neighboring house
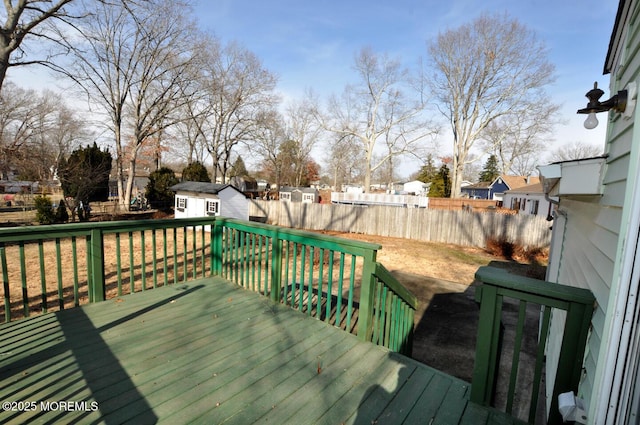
[460,175,540,202]
[0,180,38,194]
[537,2,640,423]
[402,180,431,195]
[460,181,492,199]
[278,186,319,203]
[170,181,248,221]
[503,182,555,218]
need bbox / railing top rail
[0,217,217,243]
[475,266,596,306]
[374,262,418,309]
[218,217,382,255]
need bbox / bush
[34,195,55,225]
[55,199,69,223]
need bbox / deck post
[88,228,106,303]
[470,284,501,405]
[356,249,378,342]
[212,218,224,275]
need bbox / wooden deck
[0,276,524,424]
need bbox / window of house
[206,199,220,215]
[530,200,539,215]
[176,196,187,210]
[520,199,526,211]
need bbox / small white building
[278,186,319,203]
[170,182,249,221]
[402,180,431,196]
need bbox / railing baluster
[346,256,356,331]
[325,250,334,324]
[163,228,168,286]
[55,238,63,310]
[140,230,146,291]
[152,229,158,289]
[1,244,10,322]
[115,233,122,296]
[317,248,324,319]
[38,241,47,313]
[172,227,178,284]
[506,300,528,414]
[19,242,27,317]
[128,231,135,292]
[182,227,188,282]
[71,236,79,306]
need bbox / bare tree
[0,83,86,180]
[199,40,278,183]
[251,109,288,189]
[547,141,603,163]
[326,133,366,190]
[320,47,436,192]
[480,97,561,176]
[0,0,78,92]
[54,0,199,209]
[427,13,556,197]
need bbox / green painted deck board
[0,276,525,424]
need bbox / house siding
[544,1,640,418]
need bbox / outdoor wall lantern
[577,82,628,129]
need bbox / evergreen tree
[429,164,452,197]
[181,161,211,182]
[230,156,248,177]
[479,154,501,182]
[416,154,438,183]
[34,195,55,225]
[58,143,112,204]
[146,167,179,211]
[55,199,69,223]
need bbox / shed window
[280,192,291,201]
[206,199,220,215]
[302,193,315,203]
[176,196,187,210]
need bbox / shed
[170,182,249,221]
[278,186,319,203]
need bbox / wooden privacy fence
[250,200,552,249]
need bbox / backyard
[0,210,548,388]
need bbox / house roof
[504,182,544,195]
[170,181,244,195]
[495,175,540,190]
[462,182,492,190]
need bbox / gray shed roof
[170,181,244,195]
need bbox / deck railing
[213,218,417,354]
[471,266,595,424]
[0,217,417,355]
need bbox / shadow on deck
[0,276,524,424]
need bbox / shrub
[55,199,69,223]
[34,195,55,225]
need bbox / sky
[190,0,619,173]
[7,0,620,177]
